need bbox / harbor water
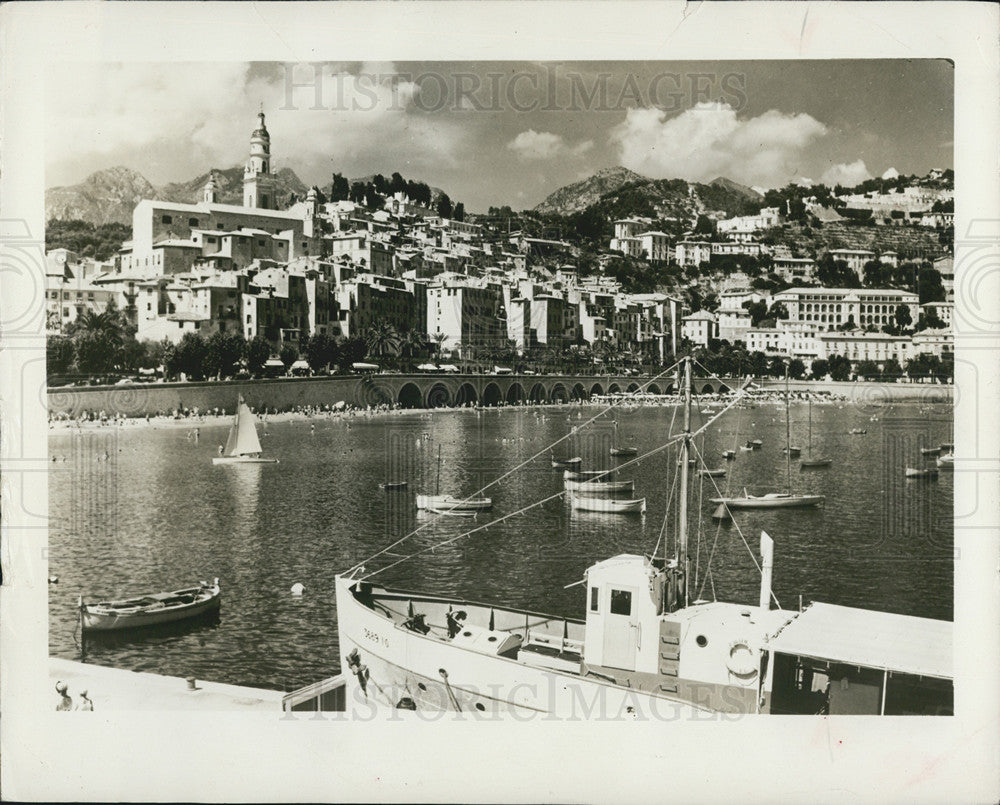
[48,400,954,692]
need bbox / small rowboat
[920,447,941,456]
[750,440,763,449]
[426,507,478,518]
[551,456,582,468]
[564,479,634,493]
[939,442,954,452]
[698,468,726,478]
[739,445,754,452]
[722,450,736,460]
[416,494,492,511]
[905,467,939,478]
[380,481,408,490]
[849,428,867,435]
[800,458,833,469]
[709,493,824,509]
[782,447,802,457]
[572,496,646,514]
[936,453,954,470]
[564,470,611,481]
[610,446,638,457]
[81,579,221,632]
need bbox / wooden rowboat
[722,450,736,460]
[905,467,939,478]
[800,458,833,469]
[380,481,408,490]
[564,479,634,493]
[935,453,954,470]
[81,579,221,632]
[571,496,646,514]
[551,456,582,469]
[920,447,941,456]
[610,446,638,457]
[416,494,492,511]
[698,468,726,478]
[563,470,610,481]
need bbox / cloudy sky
[46,60,953,212]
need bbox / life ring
[726,639,758,677]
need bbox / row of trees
[327,171,465,220]
[693,339,954,383]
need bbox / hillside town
[46,112,954,384]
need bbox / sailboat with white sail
[324,357,951,718]
[213,397,278,465]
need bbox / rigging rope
[354,358,687,575]
[361,377,754,581]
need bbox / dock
[50,658,285,711]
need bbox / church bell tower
[243,109,277,209]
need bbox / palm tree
[429,331,449,360]
[364,321,401,367]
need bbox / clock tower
[243,110,277,209]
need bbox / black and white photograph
[1,3,998,802]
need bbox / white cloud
[611,102,828,188]
[507,129,593,161]
[45,62,469,187]
[821,160,872,187]
[881,167,900,180]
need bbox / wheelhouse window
[589,587,599,613]
[609,589,632,616]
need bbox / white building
[681,310,718,347]
[675,240,712,268]
[716,206,781,236]
[828,249,876,278]
[771,287,920,332]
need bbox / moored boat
[213,397,278,464]
[936,453,954,469]
[722,449,736,460]
[709,492,825,509]
[564,478,634,494]
[571,496,646,514]
[609,446,638,457]
[905,467,939,478]
[698,468,726,478]
[551,455,582,468]
[380,481,408,490]
[800,458,833,469]
[416,494,492,511]
[920,447,941,456]
[563,469,610,481]
[80,579,221,632]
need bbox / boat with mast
[328,357,951,718]
[213,397,278,464]
[416,445,492,511]
[711,363,824,509]
[800,396,832,469]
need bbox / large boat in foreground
[324,359,952,718]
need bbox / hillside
[45,167,159,227]
[46,165,310,226]
[533,166,649,215]
[535,168,764,223]
[762,221,949,261]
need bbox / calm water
[49,400,953,692]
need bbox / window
[609,589,632,616]
[162,215,172,224]
[188,218,199,226]
[589,587,599,612]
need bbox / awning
[439,364,459,373]
[264,358,285,368]
[416,363,439,371]
[352,362,380,370]
[291,359,310,370]
[766,602,952,679]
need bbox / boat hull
[82,585,221,632]
[213,456,278,464]
[709,494,824,509]
[610,448,638,457]
[799,459,832,469]
[333,575,712,719]
[905,468,939,478]
[564,480,634,493]
[416,494,492,510]
[571,496,646,514]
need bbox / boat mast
[784,361,791,491]
[807,396,812,459]
[436,444,442,496]
[678,355,692,607]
